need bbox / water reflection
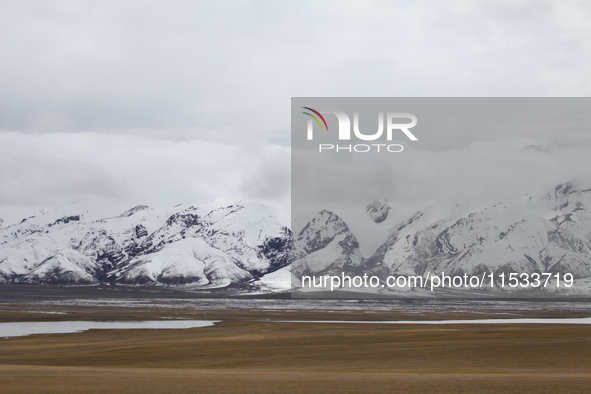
[0,320,217,338]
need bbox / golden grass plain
[0,300,590,393]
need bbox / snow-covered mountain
[365,200,391,224]
[291,210,362,281]
[0,201,291,288]
[293,181,591,292]
[4,180,591,294]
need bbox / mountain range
[292,180,591,294]
[0,201,291,289]
[2,180,591,294]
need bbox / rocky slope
[0,201,291,288]
[293,181,591,291]
[291,210,362,281]
[3,180,591,293]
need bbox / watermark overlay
[291,98,591,299]
[300,272,575,292]
[301,105,417,153]
[302,107,418,153]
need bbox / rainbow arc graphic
[302,107,329,131]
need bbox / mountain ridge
[293,180,591,294]
[0,201,291,288]
[3,180,591,294]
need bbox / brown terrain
[0,287,590,393]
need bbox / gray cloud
[0,131,290,223]
[291,97,591,234]
[0,1,590,223]
[1,1,590,137]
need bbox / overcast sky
[1,0,590,225]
